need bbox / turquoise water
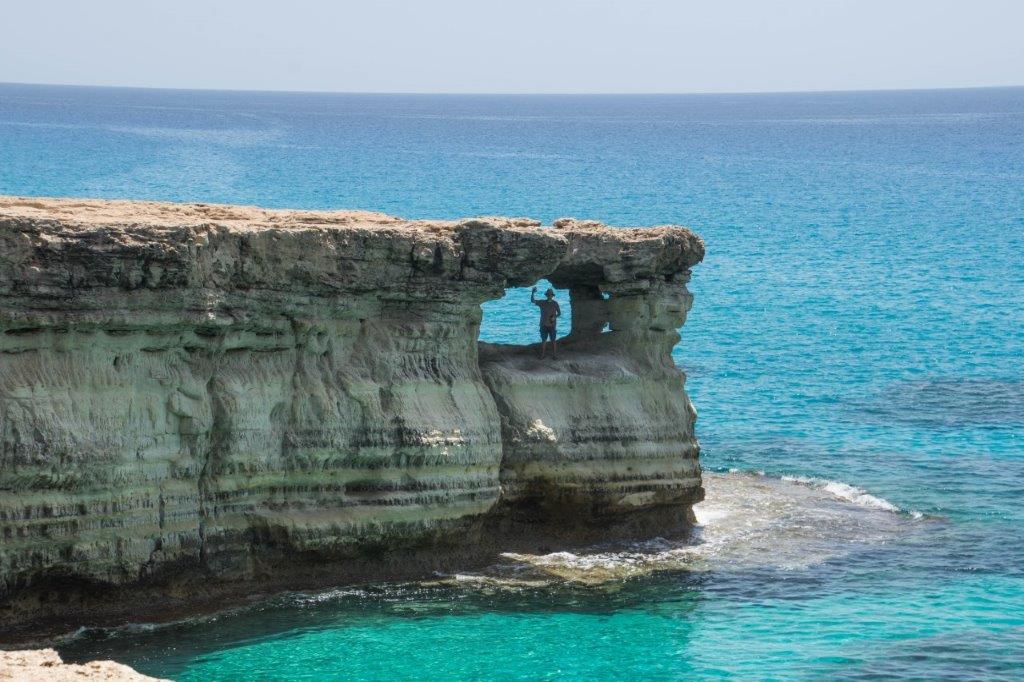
[2,83,1023,679]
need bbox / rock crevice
[0,197,704,633]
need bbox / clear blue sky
[2,0,1022,93]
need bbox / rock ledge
[0,649,166,681]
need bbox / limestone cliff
[0,197,703,634]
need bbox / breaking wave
[779,474,908,514]
[456,471,925,585]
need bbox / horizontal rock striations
[0,197,704,633]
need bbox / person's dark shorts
[540,326,557,342]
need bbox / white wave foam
[44,621,167,647]
[693,506,730,525]
[780,474,904,513]
[490,471,924,585]
[293,587,369,605]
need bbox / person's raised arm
[531,286,538,305]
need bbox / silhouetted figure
[531,286,562,358]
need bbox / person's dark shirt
[534,299,561,328]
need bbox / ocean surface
[2,83,1023,680]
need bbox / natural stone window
[478,278,572,346]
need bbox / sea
[1,83,1022,680]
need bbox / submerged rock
[0,196,704,634]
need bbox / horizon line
[2,79,1023,98]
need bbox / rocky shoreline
[0,196,704,638]
[0,648,165,681]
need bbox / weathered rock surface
[0,648,165,681]
[0,197,704,634]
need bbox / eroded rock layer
[0,197,704,632]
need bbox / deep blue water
[2,83,1023,680]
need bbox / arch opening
[478,278,572,347]
[478,277,624,361]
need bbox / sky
[1,0,1022,94]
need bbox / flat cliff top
[0,196,703,295]
[0,196,406,230]
[0,195,701,246]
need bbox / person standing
[531,286,562,358]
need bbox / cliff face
[0,197,703,630]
